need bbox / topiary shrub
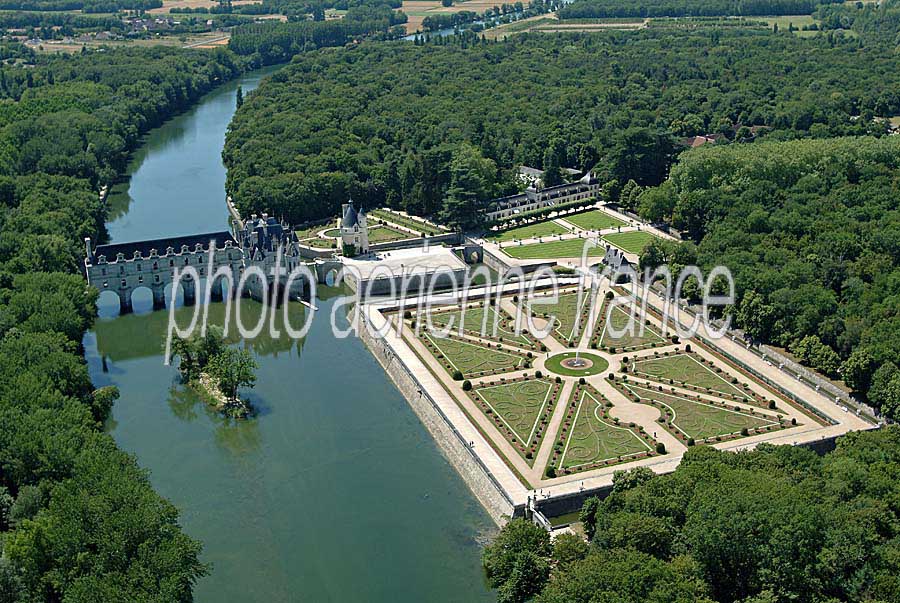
[656,442,666,454]
[687,437,695,446]
[545,466,556,478]
[579,377,586,385]
[555,376,562,384]
[452,370,464,381]
[535,370,543,379]
[462,380,472,391]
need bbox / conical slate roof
[342,202,359,228]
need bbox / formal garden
[631,352,754,401]
[528,289,595,346]
[598,303,668,351]
[470,376,563,464]
[545,351,609,377]
[549,385,658,475]
[611,378,785,444]
[425,302,538,349]
[421,331,530,378]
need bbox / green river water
[82,67,494,602]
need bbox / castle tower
[340,200,369,256]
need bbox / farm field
[632,354,750,400]
[558,389,652,469]
[475,378,554,447]
[403,0,508,32]
[620,383,777,441]
[601,305,667,351]
[562,209,626,231]
[423,332,526,377]
[490,220,569,242]
[501,237,604,259]
[602,230,658,254]
[426,303,535,347]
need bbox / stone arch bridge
[83,215,313,314]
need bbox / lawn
[601,230,658,254]
[502,237,604,260]
[370,208,444,235]
[529,289,593,345]
[368,224,411,243]
[600,304,667,351]
[562,210,626,232]
[558,389,653,469]
[426,303,535,347]
[475,378,554,447]
[631,354,750,400]
[490,220,569,242]
[423,332,526,377]
[545,352,609,377]
[620,383,777,441]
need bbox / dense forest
[637,136,900,418]
[558,0,840,19]
[484,427,900,603]
[224,26,892,228]
[0,45,242,601]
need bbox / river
[83,67,494,602]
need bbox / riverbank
[89,64,495,601]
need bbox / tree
[169,326,226,382]
[496,552,549,603]
[441,143,495,229]
[482,518,550,588]
[552,533,588,570]
[207,346,257,403]
[612,466,655,492]
[580,496,601,540]
[839,348,877,394]
[869,362,900,418]
[236,85,243,109]
[542,139,565,187]
[736,291,777,342]
[636,182,674,223]
[791,335,841,377]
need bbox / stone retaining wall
[369,232,461,252]
[356,307,519,525]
